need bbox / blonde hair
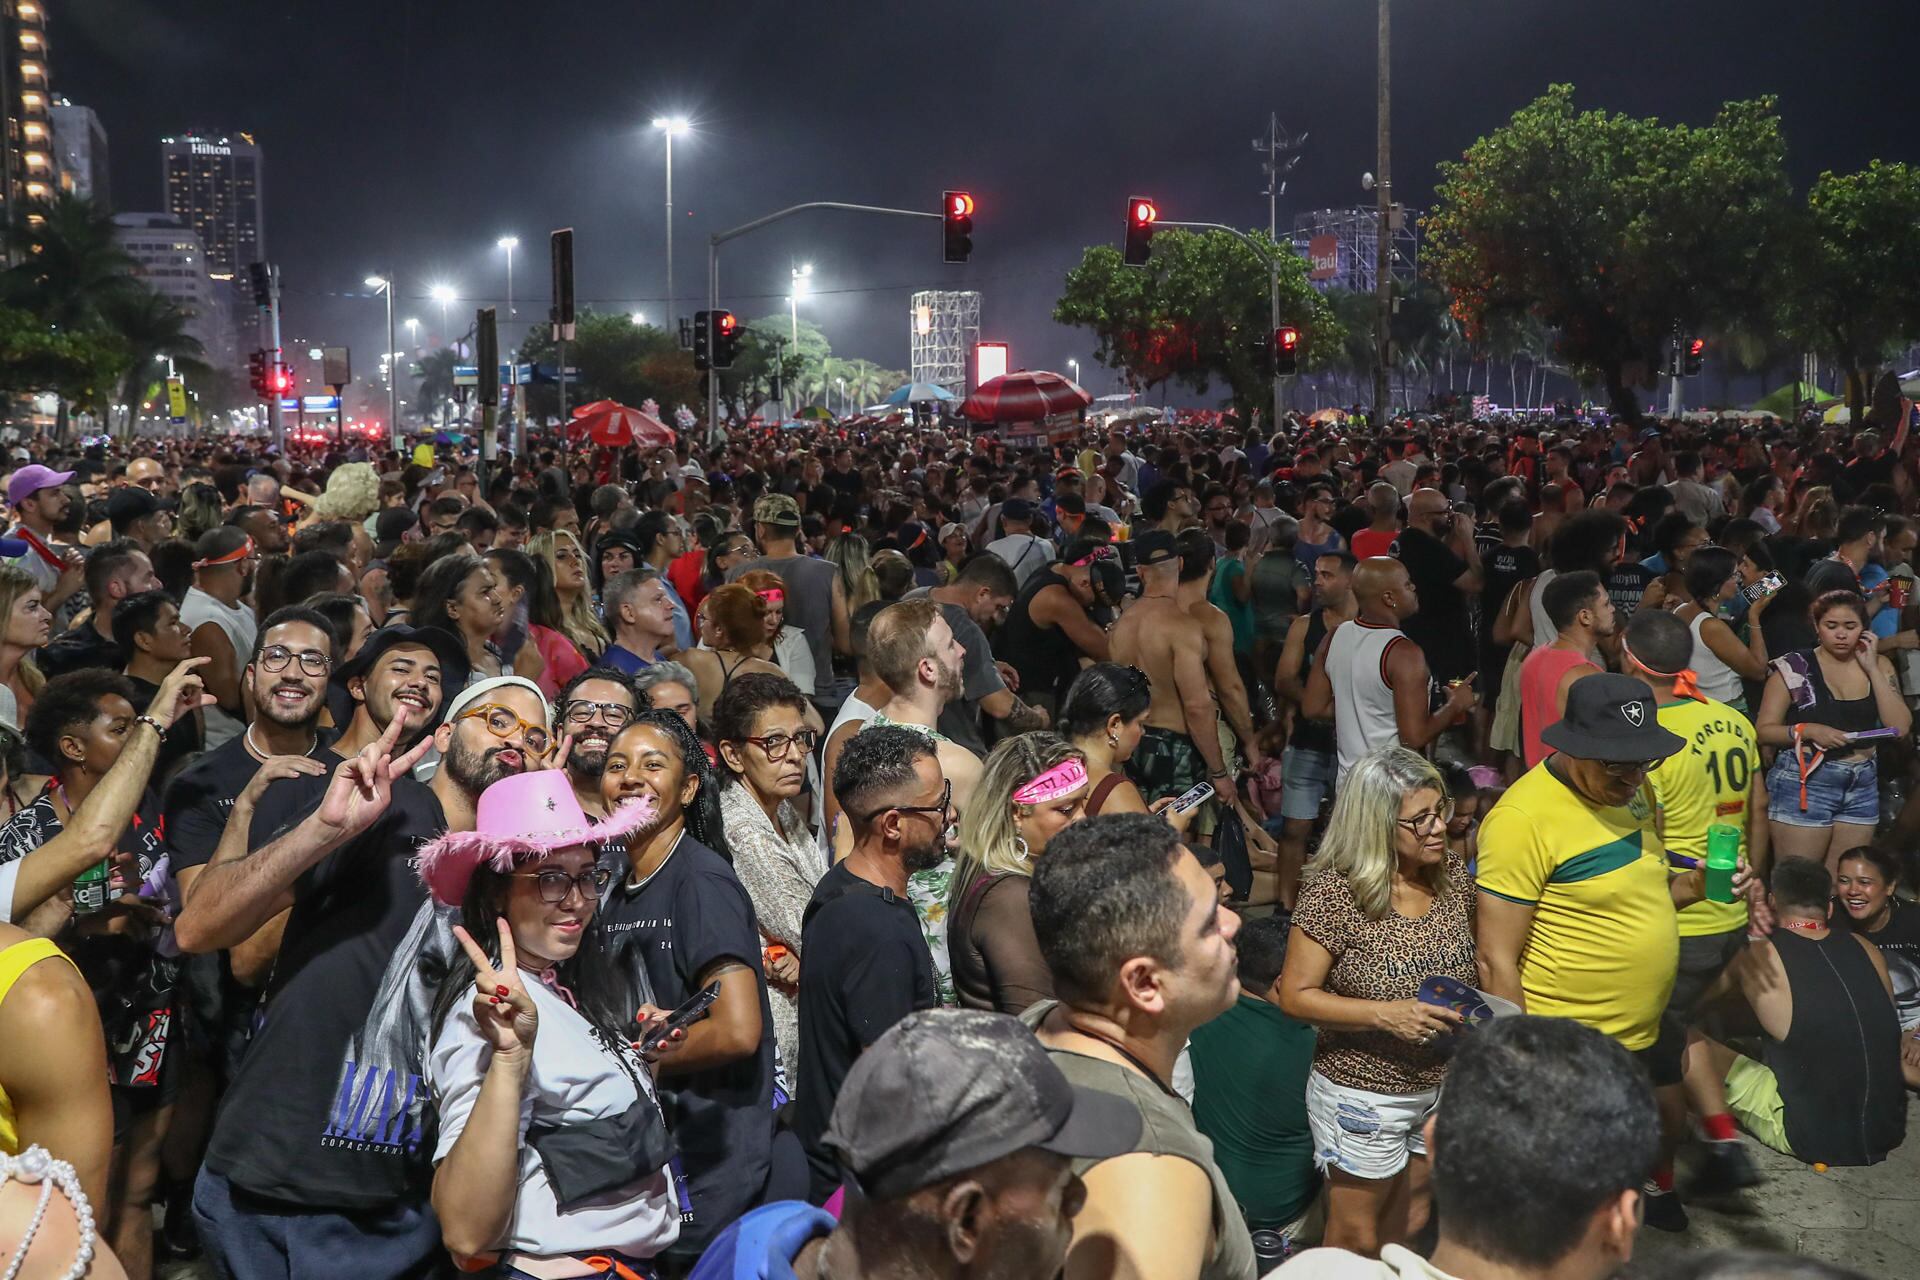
[529,528,609,658]
[1313,745,1451,921]
[0,565,45,703]
[951,732,1084,905]
[827,533,879,614]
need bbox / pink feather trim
[413,795,657,905]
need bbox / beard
[568,739,611,782]
[445,734,527,798]
[935,656,964,704]
[903,835,950,875]
[255,680,322,730]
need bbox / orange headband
[1622,637,1704,703]
[192,536,254,570]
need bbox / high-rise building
[50,97,106,207]
[0,0,57,232]
[161,131,263,280]
[113,213,238,373]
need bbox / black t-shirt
[1481,543,1540,649]
[1607,562,1656,627]
[795,861,937,1202]
[203,764,453,1210]
[1804,555,1862,599]
[1841,453,1897,502]
[1392,527,1472,683]
[1842,898,1920,1031]
[35,623,121,680]
[595,834,775,1253]
[160,732,336,872]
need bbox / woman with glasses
[1277,745,1477,1256]
[529,530,610,664]
[946,733,1088,1014]
[714,673,827,1084]
[677,585,806,730]
[420,769,679,1276]
[415,554,510,683]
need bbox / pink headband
[1013,757,1088,806]
[756,587,785,605]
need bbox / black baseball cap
[106,486,162,528]
[1133,529,1179,566]
[1002,498,1036,522]
[332,624,473,729]
[822,1009,1140,1199]
[1539,673,1685,763]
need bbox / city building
[114,212,239,373]
[50,96,106,207]
[161,131,264,279]
[0,0,57,234]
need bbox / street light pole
[652,118,688,328]
[366,274,399,452]
[1373,0,1393,426]
[498,236,518,318]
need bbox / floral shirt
[866,713,958,1007]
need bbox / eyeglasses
[456,704,552,755]
[741,728,818,761]
[512,866,612,904]
[860,778,954,826]
[259,645,330,676]
[1603,759,1659,779]
[1394,800,1456,835]
[561,699,636,728]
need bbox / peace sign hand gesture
[452,918,539,1061]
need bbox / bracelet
[134,714,169,741]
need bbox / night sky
[54,0,1913,400]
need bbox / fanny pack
[527,1097,675,1209]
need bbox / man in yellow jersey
[1622,610,1770,1194]
[1476,673,1745,1234]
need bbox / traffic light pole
[266,265,284,453]
[706,201,942,444]
[1159,220,1288,422]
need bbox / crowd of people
[0,401,1913,1280]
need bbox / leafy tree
[100,288,207,415]
[413,348,460,424]
[515,311,704,423]
[1784,160,1920,422]
[1425,85,1793,424]
[1055,229,1338,423]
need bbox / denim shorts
[1305,1071,1438,1181]
[1279,745,1337,821]
[1766,751,1878,828]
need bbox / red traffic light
[1277,326,1301,351]
[1688,338,1705,356]
[1130,199,1158,226]
[716,312,737,336]
[948,191,975,219]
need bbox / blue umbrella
[882,381,957,406]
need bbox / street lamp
[404,317,420,348]
[651,116,690,326]
[1067,358,1081,387]
[630,312,646,326]
[497,236,519,317]
[789,264,813,412]
[429,284,455,344]
[366,274,400,449]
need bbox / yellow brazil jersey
[1649,698,1759,939]
[1477,762,1679,1050]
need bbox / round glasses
[741,729,818,761]
[1394,800,1456,836]
[512,866,612,903]
[561,699,636,728]
[456,704,552,755]
[259,645,330,676]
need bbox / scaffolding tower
[1290,206,1418,294]
[909,290,980,395]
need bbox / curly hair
[703,583,768,653]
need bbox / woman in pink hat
[416,769,684,1278]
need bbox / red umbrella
[960,370,1093,423]
[569,400,675,448]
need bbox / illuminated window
[19,2,39,15]
[22,122,44,139]
[25,183,48,198]
[21,93,42,107]
[20,33,41,49]
[20,62,43,78]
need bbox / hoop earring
[1012,835,1031,863]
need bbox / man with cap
[994,539,1113,718]
[104,485,173,551]
[690,1008,1139,1280]
[1023,813,1256,1280]
[181,527,260,749]
[1476,672,1752,1233]
[728,493,849,710]
[1110,530,1239,804]
[330,623,472,758]
[984,497,1055,590]
[5,461,86,621]
[176,673,551,1279]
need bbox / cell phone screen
[1170,781,1215,815]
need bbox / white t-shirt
[428,975,680,1262]
[986,534,1056,589]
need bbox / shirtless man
[829,599,983,858]
[1271,551,1358,907]
[1173,529,1264,771]
[1109,531,1235,808]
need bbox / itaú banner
[1307,235,1338,280]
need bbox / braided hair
[624,708,733,863]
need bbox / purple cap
[6,464,75,507]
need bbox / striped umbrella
[961,371,1093,423]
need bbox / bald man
[1304,557,1478,772]
[1397,487,1484,686]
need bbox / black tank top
[1291,609,1336,754]
[1000,570,1083,705]
[1781,650,1882,737]
[1767,929,1906,1165]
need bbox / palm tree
[415,348,460,427]
[1,193,139,332]
[101,288,207,429]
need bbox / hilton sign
[190,141,232,157]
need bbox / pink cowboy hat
[413,770,655,907]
